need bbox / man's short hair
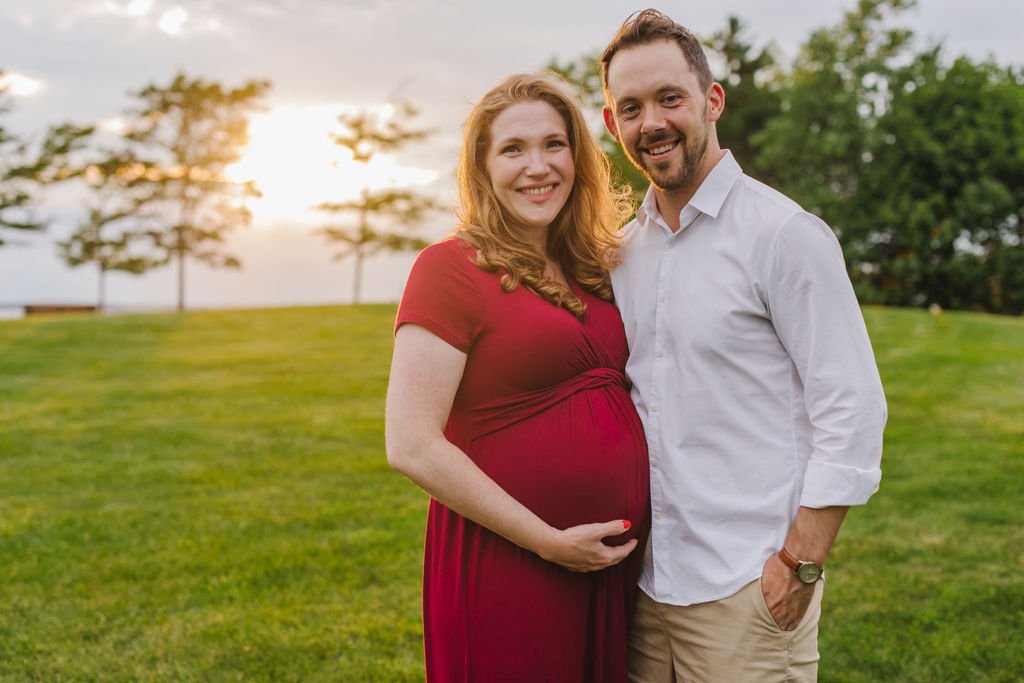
[600,9,713,98]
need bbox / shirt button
[658,295,666,303]
[651,458,659,467]
[655,350,664,358]
[651,405,659,413]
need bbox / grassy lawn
[0,304,1020,681]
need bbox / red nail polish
[623,520,631,530]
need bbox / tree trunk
[176,227,186,312]
[353,200,368,304]
[353,247,363,304]
[98,265,106,314]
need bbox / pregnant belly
[468,386,649,545]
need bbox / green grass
[825,308,1024,683]
[0,304,1021,681]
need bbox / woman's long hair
[456,72,632,318]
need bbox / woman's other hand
[539,520,638,572]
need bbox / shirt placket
[648,239,667,509]
[646,207,701,597]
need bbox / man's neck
[653,148,727,232]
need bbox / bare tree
[119,72,269,311]
[317,102,436,303]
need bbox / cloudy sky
[1,0,1021,313]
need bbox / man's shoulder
[730,174,807,221]
[618,215,644,244]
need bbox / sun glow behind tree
[225,103,439,229]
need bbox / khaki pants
[628,578,823,683]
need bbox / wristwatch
[778,547,823,584]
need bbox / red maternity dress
[395,238,650,682]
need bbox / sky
[1,0,1021,315]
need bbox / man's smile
[641,138,679,160]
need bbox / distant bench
[24,305,98,316]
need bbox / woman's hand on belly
[536,519,637,572]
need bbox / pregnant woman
[385,72,650,682]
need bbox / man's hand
[538,520,637,573]
[761,504,847,629]
[761,553,816,631]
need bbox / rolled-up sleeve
[766,213,887,507]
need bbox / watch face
[797,562,823,583]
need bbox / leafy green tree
[58,154,165,311]
[317,102,436,304]
[847,51,1024,313]
[1,71,91,245]
[120,73,269,311]
[751,0,1023,314]
[753,0,916,223]
[705,16,782,185]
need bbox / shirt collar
[635,150,743,230]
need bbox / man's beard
[629,123,709,193]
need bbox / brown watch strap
[778,547,803,573]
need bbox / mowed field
[0,304,1021,682]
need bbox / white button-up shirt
[612,152,887,606]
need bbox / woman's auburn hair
[455,71,633,318]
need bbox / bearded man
[601,9,888,682]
